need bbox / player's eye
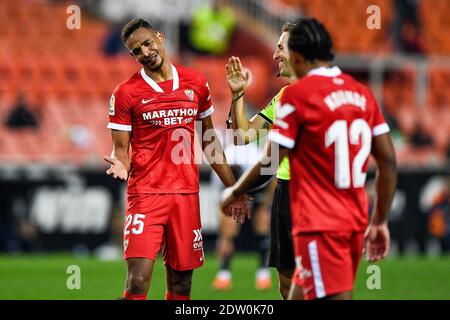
[132,49,141,55]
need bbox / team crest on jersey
[109,94,115,116]
[184,89,194,101]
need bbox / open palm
[226,56,250,94]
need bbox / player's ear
[155,31,165,44]
[288,50,303,76]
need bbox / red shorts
[124,193,204,271]
[292,232,364,300]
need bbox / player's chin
[145,58,163,71]
[279,68,290,77]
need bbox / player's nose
[273,50,280,61]
[141,46,151,57]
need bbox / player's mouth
[144,53,159,66]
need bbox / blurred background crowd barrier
[0,0,448,258]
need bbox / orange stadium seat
[382,69,416,117]
[292,0,393,54]
[427,68,450,107]
[0,0,448,165]
[420,0,450,54]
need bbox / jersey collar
[140,64,179,93]
[307,66,342,77]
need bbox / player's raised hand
[226,56,250,94]
[363,223,390,262]
[104,156,128,182]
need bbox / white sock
[217,269,232,281]
[256,268,270,280]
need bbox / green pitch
[0,253,448,300]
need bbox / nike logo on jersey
[142,98,156,104]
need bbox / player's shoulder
[340,72,371,92]
[277,85,289,97]
[174,64,206,82]
[113,71,141,97]
[282,79,309,101]
[342,73,378,104]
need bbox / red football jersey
[268,66,390,234]
[107,64,214,194]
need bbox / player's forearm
[202,143,236,187]
[211,162,236,187]
[372,155,397,225]
[233,142,284,196]
[231,93,258,145]
[111,147,130,172]
[232,162,273,196]
[231,92,249,130]
[201,124,236,187]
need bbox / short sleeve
[107,85,132,131]
[259,87,286,124]
[368,91,390,137]
[267,86,300,149]
[258,94,277,124]
[197,74,214,119]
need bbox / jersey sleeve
[258,86,287,124]
[368,90,390,137]
[107,85,132,131]
[267,86,301,149]
[197,74,214,119]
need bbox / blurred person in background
[103,20,128,56]
[391,0,425,54]
[212,141,274,291]
[427,177,450,255]
[5,92,40,130]
[185,0,236,55]
[223,22,297,299]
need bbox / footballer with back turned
[221,18,397,300]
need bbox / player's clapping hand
[104,156,128,182]
[363,223,390,262]
[220,187,252,224]
[226,56,250,94]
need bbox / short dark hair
[288,18,334,62]
[121,18,154,44]
[282,22,295,33]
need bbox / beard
[143,55,164,71]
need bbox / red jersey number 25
[124,214,145,235]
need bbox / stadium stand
[0,0,448,167]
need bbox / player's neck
[143,61,173,83]
[304,61,331,74]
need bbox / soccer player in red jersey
[220,18,397,300]
[104,18,248,300]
